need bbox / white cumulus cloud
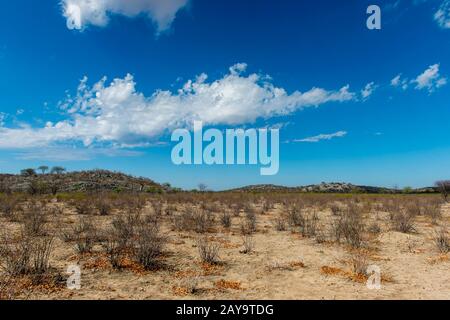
[0,64,357,149]
[294,131,347,143]
[62,0,189,33]
[413,64,447,92]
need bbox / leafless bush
[245,210,257,232]
[315,227,327,244]
[104,236,122,270]
[405,202,421,218]
[133,222,166,270]
[330,204,342,216]
[240,210,257,235]
[240,235,254,254]
[21,202,46,236]
[73,217,97,254]
[31,236,54,276]
[392,212,416,233]
[193,210,214,233]
[368,222,381,234]
[0,233,32,275]
[332,210,365,248]
[112,213,139,249]
[423,205,441,223]
[172,211,194,231]
[74,200,93,215]
[435,180,450,202]
[287,205,304,228]
[0,196,19,219]
[274,216,286,231]
[197,237,220,264]
[95,198,112,216]
[231,203,243,217]
[299,212,318,238]
[220,212,232,229]
[350,252,369,276]
[434,228,449,254]
[151,200,164,216]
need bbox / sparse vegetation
[0,186,447,299]
[197,237,220,265]
[434,228,449,254]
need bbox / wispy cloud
[62,0,189,33]
[293,131,347,143]
[435,0,450,29]
[391,64,447,93]
[390,74,409,90]
[361,82,377,100]
[0,63,357,150]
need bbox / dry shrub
[330,203,342,216]
[240,210,257,235]
[240,235,254,254]
[133,221,166,270]
[0,233,32,275]
[405,202,421,217]
[434,228,449,254]
[172,211,194,231]
[368,222,381,235]
[274,216,286,231]
[315,227,327,244]
[197,237,220,265]
[104,236,122,270]
[95,198,112,216]
[287,205,304,228]
[21,202,46,236]
[31,236,54,282]
[0,233,54,282]
[193,210,214,233]
[74,199,93,215]
[350,252,369,276]
[112,213,140,248]
[72,217,97,254]
[332,209,365,248]
[423,205,441,223]
[392,212,416,233]
[220,212,232,229]
[231,203,243,217]
[299,212,318,238]
[0,195,20,220]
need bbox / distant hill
[230,182,438,194]
[0,170,167,194]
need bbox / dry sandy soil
[0,194,449,300]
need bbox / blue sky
[0,0,449,190]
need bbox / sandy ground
[1,198,449,300]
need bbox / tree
[38,165,49,174]
[21,168,37,177]
[51,166,66,174]
[198,183,208,192]
[435,180,450,201]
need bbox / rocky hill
[231,182,438,194]
[0,170,167,194]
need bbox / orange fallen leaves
[215,279,243,290]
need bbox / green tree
[21,168,37,177]
[51,166,66,174]
[38,165,49,174]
